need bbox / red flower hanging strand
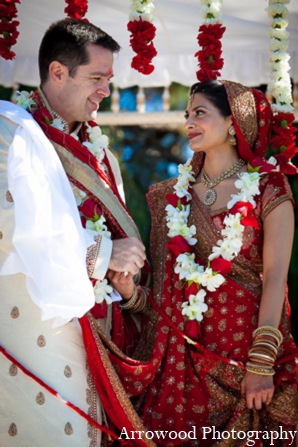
[65,0,88,20]
[127,0,157,75]
[0,0,20,60]
[195,0,225,82]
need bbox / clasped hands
[107,237,146,300]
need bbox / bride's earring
[228,125,237,146]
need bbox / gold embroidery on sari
[262,193,293,221]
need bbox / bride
[107,79,298,446]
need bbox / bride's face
[184,93,232,153]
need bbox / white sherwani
[0,106,124,447]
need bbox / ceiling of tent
[0,0,297,89]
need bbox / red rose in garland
[0,0,20,60]
[64,0,89,21]
[269,112,298,175]
[127,1,157,75]
[195,23,225,82]
[195,2,225,82]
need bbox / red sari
[128,158,298,446]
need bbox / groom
[0,18,148,447]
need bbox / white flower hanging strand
[200,0,223,24]
[129,0,155,23]
[266,0,294,112]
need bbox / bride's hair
[189,80,231,118]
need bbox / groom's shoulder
[0,114,19,148]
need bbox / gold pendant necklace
[201,159,245,207]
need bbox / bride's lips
[188,132,201,140]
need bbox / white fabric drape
[0,101,95,327]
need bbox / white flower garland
[16,90,113,306]
[16,90,36,110]
[82,123,109,164]
[129,0,155,23]
[166,159,263,323]
[266,0,294,112]
[200,0,223,24]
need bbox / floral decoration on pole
[65,0,88,20]
[266,0,298,174]
[0,0,20,60]
[195,0,226,82]
[127,0,157,75]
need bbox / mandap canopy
[0,0,298,89]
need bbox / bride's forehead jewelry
[188,93,194,108]
[188,86,204,108]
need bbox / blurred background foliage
[1,82,297,343]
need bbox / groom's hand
[108,237,146,275]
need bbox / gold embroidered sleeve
[260,172,294,222]
[86,235,102,278]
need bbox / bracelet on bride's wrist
[246,361,275,376]
[129,286,149,313]
[252,326,283,348]
[119,285,139,310]
[245,325,283,376]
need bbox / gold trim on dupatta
[51,141,142,241]
[221,80,258,149]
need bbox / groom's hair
[38,18,120,85]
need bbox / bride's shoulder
[147,177,177,197]
[259,170,291,190]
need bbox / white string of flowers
[81,123,109,164]
[129,0,155,22]
[166,159,263,324]
[200,0,223,24]
[266,0,294,112]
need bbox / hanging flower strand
[195,0,226,82]
[0,0,20,60]
[127,0,157,75]
[65,0,89,20]
[266,0,298,174]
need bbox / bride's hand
[106,270,135,300]
[240,371,274,410]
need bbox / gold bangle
[252,341,278,355]
[249,349,277,360]
[253,326,283,347]
[249,355,276,364]
[119,285,138,310]
[249,351,275,360]
[246,362,275,376]
[129,287,148,313]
